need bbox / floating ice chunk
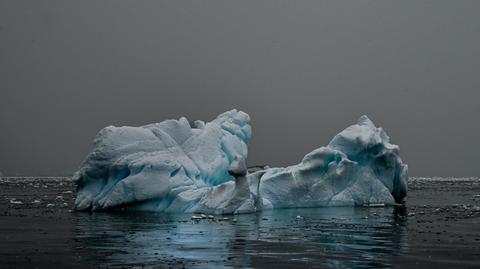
[74,109,251,211]
[74,111,408,214]
[363,203,386,207]
[10,199,23,205]
[259,115,407,209]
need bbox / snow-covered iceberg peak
[328,115,408,202]
[74,109,251,211]
[259,115,408,209]
[328,115,407,203]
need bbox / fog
[1,1,479,176]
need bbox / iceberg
[74,110,407,214]
[74,109,251,211]
[259,115,407,210]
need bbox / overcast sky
[1,1,479,176]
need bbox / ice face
[259,115,408,209]
[74,111,407,213]
[74,109,251,211]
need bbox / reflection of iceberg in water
[75,207,408,268]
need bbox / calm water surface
[1,177,479,268]
[75,207,408,268]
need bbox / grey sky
[1,1,479,176]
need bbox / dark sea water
[1,177,480,268]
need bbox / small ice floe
[363,203,385,207]
[473,194,480,199]
[191,215,201,220]
[55,196,63,200]
[296,215,303,220]
[32,199,41,204]
[232,218,237,222]
[46,203,55,208]
[434,208,442,213]
[62,190,73,194]
[61,202,69,207]
[9,199,23,205]
[200,214,207,219]
[222,217,229,221]
[207,215,215,219]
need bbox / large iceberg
[74,110,407,214]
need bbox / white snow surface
[74,111,408,214]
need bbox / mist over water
[1,1,480,176]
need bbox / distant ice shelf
[74,110,408,214]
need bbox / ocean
[1,177,479,268]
